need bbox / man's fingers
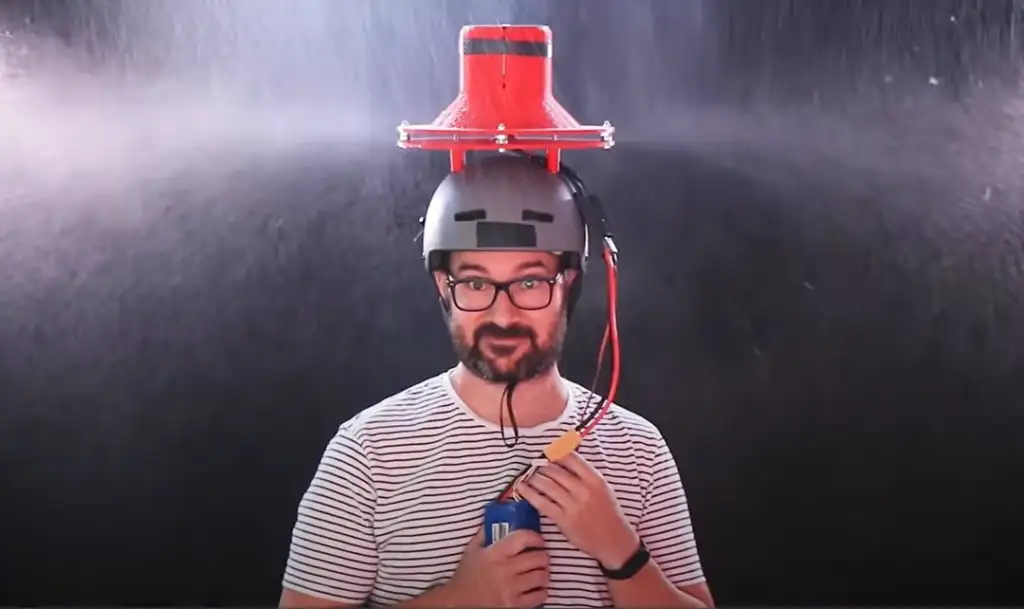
[535,464,577,493]
[556,451,599,483]
[508,545,549,574]
[518,480,566,521]
[490,528,545,557]
[528,471,575,507]
[513,568,549,596]
[518,588,548,609]
[467,526,485,549]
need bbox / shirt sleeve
[281,425,378,603]
[637,431,707,588]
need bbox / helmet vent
[453,209,487,222]
[521,210,554,223]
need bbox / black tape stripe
[454,209,487,222]
[476,222,538,248]
[463,38,550,57]
[522,210,554,223]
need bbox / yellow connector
[543,429,582,462]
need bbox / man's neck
[450,363,569,429]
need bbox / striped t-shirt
[282,369,705,607]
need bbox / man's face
[435,250,575,383]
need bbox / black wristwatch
[599,540,650,580]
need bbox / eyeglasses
[446,274,563,312]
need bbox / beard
[449,310,567,384]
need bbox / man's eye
[467,280,488,291]
[519,279,538,290]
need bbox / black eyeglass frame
[445,273,565,312]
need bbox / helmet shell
[422,154,588,271]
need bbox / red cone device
[397,25,615,173]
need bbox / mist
[0,0,525,196]
[4,2,1024,605]
[6,0,1022,201]
[4,0,1024,410]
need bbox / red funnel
[397,25,615,172]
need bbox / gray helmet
[422,154,589,273]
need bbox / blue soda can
[483,499,541,546]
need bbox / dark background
[2,0,1023,605]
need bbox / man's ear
[432,270,448,294]
[433,271,453,314]
[563,268,581,286]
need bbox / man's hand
[517,451,641,570]
[442,526,549,608]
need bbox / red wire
[581,246,620,436]
[496,244,620,502]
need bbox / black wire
[499,380,521,448]
[576,245,620,431]
[492,150,615,499]
[575,330,611,432]
[551,158,610,431]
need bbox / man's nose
[488,289,519,325]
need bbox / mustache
[473,323,536,343]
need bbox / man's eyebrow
[513,260,552,274]
[451,259,553,276]
[452,262,489,275]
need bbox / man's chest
[372,496,625,606]
[369,445,646,590]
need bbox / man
[279,154,713,608]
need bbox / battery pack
[483,499,541,546]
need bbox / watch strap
[599,540,650,580]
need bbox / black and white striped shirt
[282,369,705,607]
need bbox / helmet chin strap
[565,273,584,324]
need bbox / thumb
[466,526,486,552]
